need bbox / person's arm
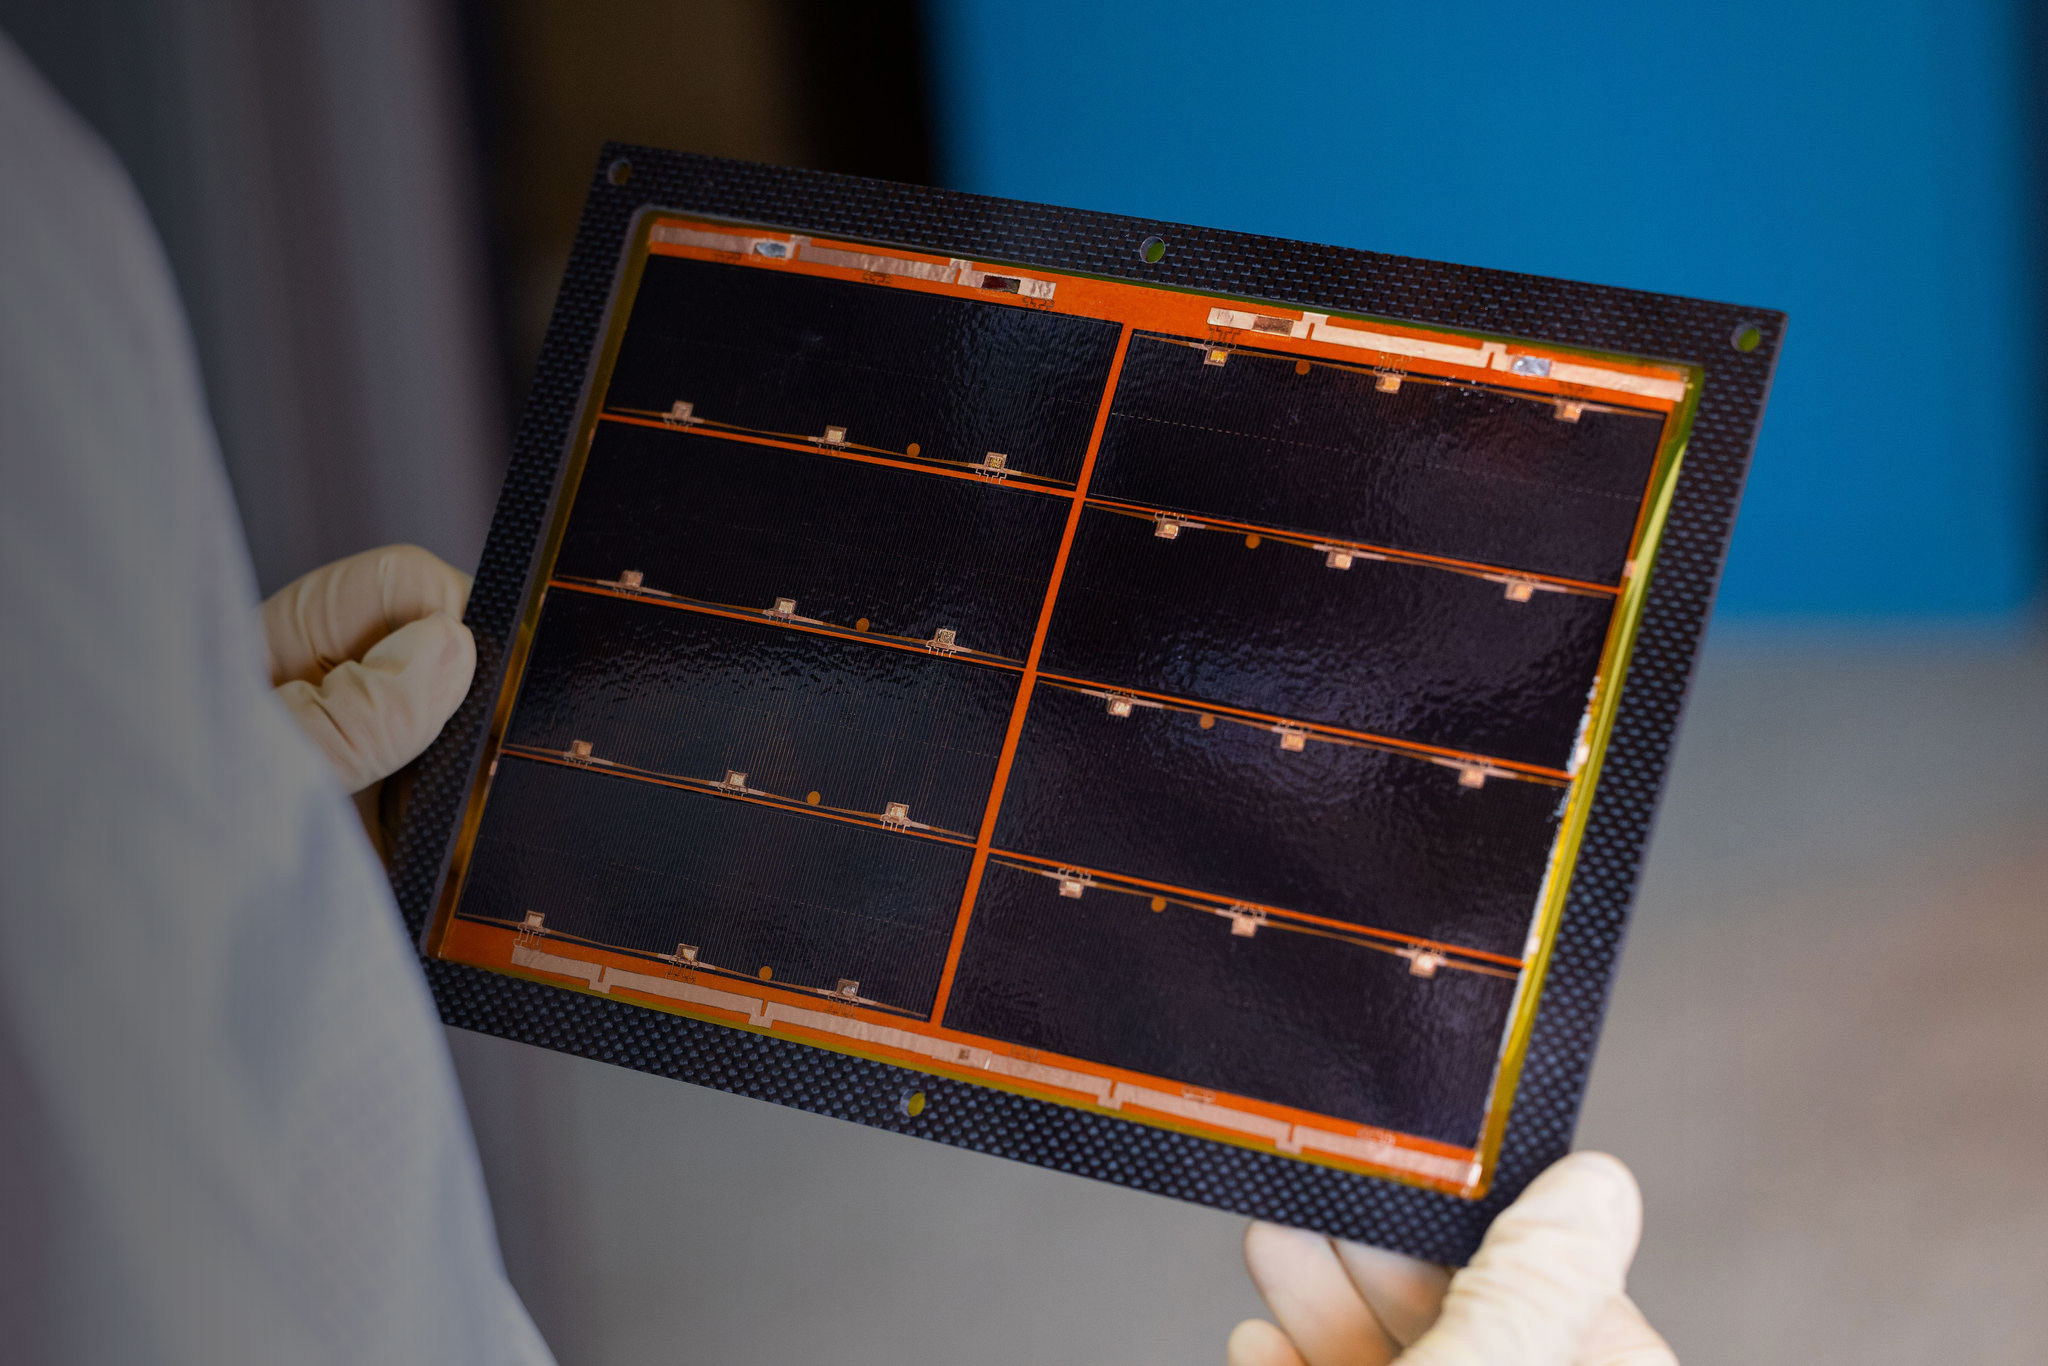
[1229,1152,1677,1365]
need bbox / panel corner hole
[1732,321,1764,353]
[1375,372,1402,393]
[1554,400,1585,423]
[606,157,632,185]
[1139,235,1167,264]
[1204,347,1229,366]
[899,1088,928,1119]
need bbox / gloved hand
[262,544,476,857]
[1227,1152,1676,1365]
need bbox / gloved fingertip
[1241,1222,1328,1288]
[363,611,474,691]
[1519,1151,1642,1257]
[1225,1319,1307,1366]
[374,543,471,619]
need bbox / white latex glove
[262,544,476,854]
[1227,1153,1676,1366]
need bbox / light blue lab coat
[0,33,553,1364]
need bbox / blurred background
[3,0,2043,1361]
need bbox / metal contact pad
[1041,507,1616,770]
[988,682,1563,957]
[942,860,1518,1147]
[1095,333,1665,585]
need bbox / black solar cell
[461,756,972,1015]
[1042,507,1615,768]
[943,860,1517,1147]
[988,681,1563,957]
[558,422,1071,661]
[507,589,1016,838]
[606,256,1122,484]
[1094,334,1665,584]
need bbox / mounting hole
[1139,236,1167,265]
[899,1088,927,1119]
[607,157,633,186]
[1731,321,1763,353]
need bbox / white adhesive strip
[1110,1081,1298,1147]
[599,963,761,1018]
[650,225,758,254]
[1290,1127,1478,1185]
[511,942,607,990]
[1547,360,1688,402]
[1308,318,1492,368]
[1296,312,1687,404]
[1206,307,1311,338]
[796,243,960,283]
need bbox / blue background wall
[927,0,2041,622]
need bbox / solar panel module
[393,148,1779,1261]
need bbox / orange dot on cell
[1244,534,1261,549]
[855,618,870,631]
[758,966,774,981]
[1294,359,1311,375]
[1149,896,1167,912]
[806,791,822,806]
[1198,714,1216,729]
[906,443,921,457]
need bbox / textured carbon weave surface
[388,147,1780,1263]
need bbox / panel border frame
[389,146,1781,1263]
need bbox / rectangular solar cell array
[453,251,1666,1151]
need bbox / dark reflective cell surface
[991,683,1560,957]
[508,590,1016,836]
[460,757,969,1015]
[1043,509,1613,769]
[1092,334,1665,584]
[943,861,1516,1146]
[606,256,1123,483]
[556,422,1068,661]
